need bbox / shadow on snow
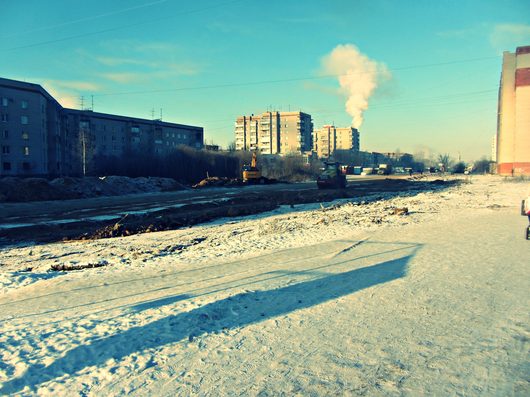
[1,249,416,394]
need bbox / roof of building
[0,77,203,131]
[65,108,203,131]
[0,77,62,108]
[516,46,530,55]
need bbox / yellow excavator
[242,151,263,183]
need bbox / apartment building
[0,78,62,176]
[0,77,203,177]
[64,109,203,175]
[235,111,312,155]
[313,125,360,158]
[497,45,530,175]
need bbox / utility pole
[91,95,94,111]
[80,126,87,176]
[80,96,84,110]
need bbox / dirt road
[0,176,446,246]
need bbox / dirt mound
[193,177,244,188]
[0,176,185,202]
[0,177,77,202]
[192,176,280,188]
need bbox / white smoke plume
[322,44,391,128]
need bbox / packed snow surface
[0,175,528,396]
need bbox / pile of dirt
[0,177,77,202]
[193,176,281,188]
[0,176,185,202]
[192,177,244,188]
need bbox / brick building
[496,45,530,175]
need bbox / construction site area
[0,175,452,247]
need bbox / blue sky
[2,0,530,161]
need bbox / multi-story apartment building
[63,109,203,175]
[235,111,312,155]
[313,125,360,158]
[497,45,530,175]
[0,77,203,177]
[0,78,63,176]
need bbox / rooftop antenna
[160,108,163,121]
[151,108,155,119]
[91,95,94,111]
[80,95,84,110]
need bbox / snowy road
[0,176,528,396]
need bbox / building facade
[0,77,203,177]
[235,111,312,155]
[313,125,360,158]
[496,45,530,175]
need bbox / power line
[62,56,498,99]
[203,91,497,132]
[0,0,169,39]
[2,0,243,52]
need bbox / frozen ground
[0,175,528,396]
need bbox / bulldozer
[317,161,347,189]
[242,151,263,183]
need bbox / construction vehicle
[242,151,263,183]
[317,162,346,189]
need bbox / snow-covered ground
[0,175,528,396]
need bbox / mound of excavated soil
[0,176,185,202]
[192,177,244,188]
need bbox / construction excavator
[242,151,264,183]
[317,161,347,189]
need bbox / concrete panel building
[496,45,530,175]
[0,77,203,177]
[63,110,203,175]
[0,78,63,176]
[235,111,312,155]
[313,125,360,158]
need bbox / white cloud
[24,78,102,108]
[437,27,480,39]
[95,56,147,67]
[490,23,530,51]
[99,72,143,84]
[46,80,101,92]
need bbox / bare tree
[437,153,452,172]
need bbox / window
[1,114,8,122]
[23,146,29,156]
[21,100,28,109]
[2,162,11,171]
[2,145,9,154]
[22,162,30,171]
[21,116,28,125]
[1,98,7,107]
[131,127,140,133]
[2,130,7,139]
[22,132,29,140]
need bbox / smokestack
[322,44,391,128]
